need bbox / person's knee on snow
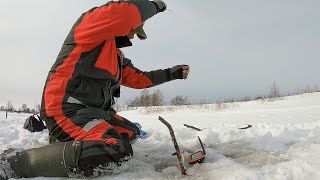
[78,139,133,177]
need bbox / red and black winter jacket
[41,1,172,117]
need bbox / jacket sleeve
[121,58,173,89]
[74,2,142,46]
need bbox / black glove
[152,0,167,13]
[169,65,190,80]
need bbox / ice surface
[1,93,320,179]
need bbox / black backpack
[23,114,47,132]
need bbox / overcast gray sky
[1,0,320,109]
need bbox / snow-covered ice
[1,93,320,180]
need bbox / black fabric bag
[23,115,47,132]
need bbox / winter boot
[0,160,15,180]
[4,141,81,178]
[0,148,20,180]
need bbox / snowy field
[1,93,320,180]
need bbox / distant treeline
[2,83,319,113]
[0,102,40,114]
[115,82,320,111]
